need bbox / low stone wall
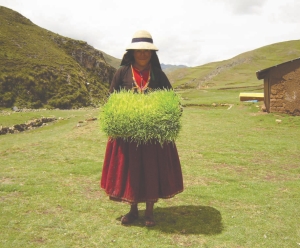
[270,83,285,113]
[0,117,57,135]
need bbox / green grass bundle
[100,89,182,144]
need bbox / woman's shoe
[121,212,139,225]
[144,215,156,227]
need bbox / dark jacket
[109,65,172,93]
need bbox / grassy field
[1,99,300,247]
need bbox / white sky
[1,0,299,67]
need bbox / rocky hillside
[0,6,116,109]
[167,40,300,91]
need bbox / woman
[100,30,183,227]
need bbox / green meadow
[1,6,300,247]
[1,91,300,247]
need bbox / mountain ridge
[0,6,116,109]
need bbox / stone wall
[283,67,300,115]
[0,117,57,135]
[269,62,300,116]
[270,81,285,113]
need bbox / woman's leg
[130,203,138,215]
[145,201,155,227]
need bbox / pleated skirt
[100,138,183,204]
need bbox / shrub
[0,92,15,107]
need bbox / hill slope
[0,6,116,109]
[102,51,121,69]
[167,40,300,92]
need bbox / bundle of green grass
[100,89,182,144]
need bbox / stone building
[256,58,300,116]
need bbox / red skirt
[100,138,183,204]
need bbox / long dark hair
[120,50,162,69]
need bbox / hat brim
[126,42,158,51]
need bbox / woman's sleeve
[109,67,123,93]
[160,71,173,89]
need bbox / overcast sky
[1,0,299,67]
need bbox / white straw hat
[126,30,158,51]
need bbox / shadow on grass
[118,205,223,235]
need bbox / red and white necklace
[131,65,151,93]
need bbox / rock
[261,104,267,112]
[12,124,27,132]
[86,117,97,121]
[12,106,19,112]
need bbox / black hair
[120,50,162,69]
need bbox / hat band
[132,37,153,43]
